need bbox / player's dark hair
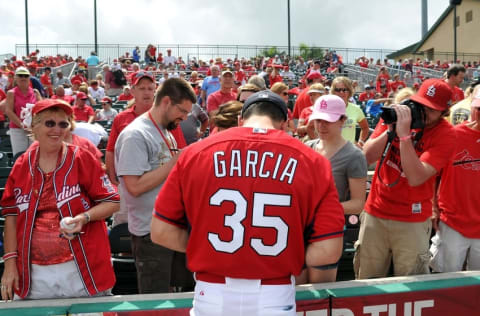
[447,64,466,78]
[155,78,196,107]
[242,101,286,123]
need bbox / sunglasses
[44,120,70,129]
[17,74,29,78]
[334,88,349,93]
[282,92,288,96]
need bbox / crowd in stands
[0,46,479,304]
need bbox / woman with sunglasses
[1,99,119,300]
[271,82,296,135]
[331,76,370,147]
[297,95,367,284]
[5,66,42,155]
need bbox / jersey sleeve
[308,159,345,243]
[152,156,187,228]
[1,162,23,216]
[419,123,457,173]
[77,148,119,203]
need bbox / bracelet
[2,252,18,261]
[399,135,412,142]
[358,140,365,145]
[83,212,91,224]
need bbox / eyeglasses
[17,74,29,78]
[334,88,349,93]
[44,120,70,129]
[174,103,191,115]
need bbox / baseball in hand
[60,217,76,230]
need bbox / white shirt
[88,86,105,102]
[163,55,176,66]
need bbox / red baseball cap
[76,92,88,100]
[33,99,73,116]
[410,79,453,111]
[132,71,155,86]
[101,96,112,103]
[307,72,324,80]
[72,79,81,85]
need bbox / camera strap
[377,129,401,187]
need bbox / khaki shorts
[353,211,431,279]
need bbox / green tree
[258,46,284,58]
[298,42,324,60]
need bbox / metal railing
[14,44,396,65]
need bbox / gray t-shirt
[306,140,367,202]
[180,104,208,145]
[115,115,175,236]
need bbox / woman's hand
[58,214,88,241]
[1,260,19,301]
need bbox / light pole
[287,0,291,58]
[94,0,98,54]
[25,0,29,55]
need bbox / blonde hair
[330,76,353,98]
[309,83,325,92]
[270,82,288,94]
[394,87,414,104]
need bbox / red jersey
[118,93,134,101]
[234,70,246,83]
[452,86,465,104]
[71,134,102,159]
[72,105,95,122]
[299,106,313,124]
[358,91,375,102]
[71,74,87,83]
[0,89,6,121]
[206,90,237,113]
[438,124,480,238]
[40,73,53,96]
[390,80,406,92]
[153,127,344,279]
[1,143,119,298]
[269,74,283,86]
[365,119,456,222]
[106,106,138,152]
[292,88,313,119]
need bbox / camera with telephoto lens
[380,99,426,129]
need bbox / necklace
[148,111,177,157]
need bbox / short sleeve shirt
[115,115,175,236]
[342,102,365,143]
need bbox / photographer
[354,79,456,279]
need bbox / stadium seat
[109,223,138,295]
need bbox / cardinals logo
[320,100,328,109]
[426,85,436,97]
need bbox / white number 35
[208,189,290,256]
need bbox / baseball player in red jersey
[151,90,345,315]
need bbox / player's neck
[242,116,276,130]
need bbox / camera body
[380,99,426,129]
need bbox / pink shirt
[10,86,36,128]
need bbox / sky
[0,0,451,57]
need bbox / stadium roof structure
[387,5,453,59]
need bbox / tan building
[388,0,480,63]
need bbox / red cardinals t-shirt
[153,127,344,279]
[452,86,465,104]
[292,89,312,119]
[365,119,456,222]
[106,106,138,152]
[72,105,95,122]
[438,124,480,238]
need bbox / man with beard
[115,78,196,294]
